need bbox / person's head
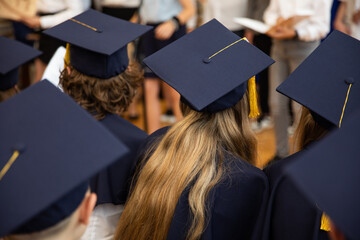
[276,31,360,151]
[0,36,41,102]
[43,9,152,118]
[4,189,97,240]
[115,19,274,240]
[60,62,143,120]
[0,80,129,239]
[116,92,257,240]
[286,108,360,240]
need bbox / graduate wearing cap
[43,9,152,240]
[115,19,274,240]
[285,108,360,240]
[0,80,128,240]
[0,36,41,102]
[262,30,360,240]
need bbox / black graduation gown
[140,127,269,240]
[90,114,148,205]
[262,151,329,240]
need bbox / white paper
[233,18,270,34]
[295,9,315,16]
[41,46,66,90]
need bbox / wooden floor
[123,99,295,169]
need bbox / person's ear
[14,85,20,93]
[328,222,346,240]
[66,66,71,75]
[78,192,97,225]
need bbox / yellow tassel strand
[320,213,332,231]
[339,83,352,128]
[64,43,70,68]
[205,37,259,118]
[248,76,260,118]
[0,150,20,181]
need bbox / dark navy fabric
[12,182,88,234]
[70,44,129,79]
[180,82,247,114]
[0,36,41,90]
[0,80,128,236]
[286,109,360,240]
[140,23,186,78]
[137,127,269,240]
[143,19,274,113]
[0,69,19,91]
[43,9,152,79]
[90,114,148,205]
[262,152,329,240]
[277,30,360,127]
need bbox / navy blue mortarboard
[277,30,360,128]
[285,109,360,240]
[143,19,274,114]
[0,36,41,90]
[0,80,128,236]
[43,9,152,79]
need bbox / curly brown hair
[60,62,143,120]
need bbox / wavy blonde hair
[60,62,143,120]
[115,93,257,240]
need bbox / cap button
[345,77,354,84]
[12,143,26,153]
[202,58,211,64]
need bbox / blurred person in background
[135,0,195,133]
[244,0,272,133]
[334,0,360,39]
[202,0,248,37]
[20,0,90,82]
[264,0,332,162]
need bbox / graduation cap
[0,80,129,236]
[143,19,274,114]
[43,9,152,79]
[285,108,360,240]
[0,36,41,90]
[277,30,360,128]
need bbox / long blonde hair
[115,93,257,240]
[294,107,329,151]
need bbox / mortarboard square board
[43,9,152,79]
[143,19,274,113]
[285,108,360,240]
[277,30,360,128]
[0,80,129,236]
[0,36,42,90]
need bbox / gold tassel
[248,76,260,118]
[0,150,20,181]
[320,212,332,231]
[64,43,70,68]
